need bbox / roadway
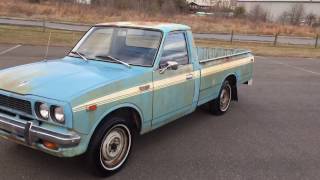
[0,44,320,180]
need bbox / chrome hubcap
[220,84,231,112]
[100,124,131,171]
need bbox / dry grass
[0,25,84,47]
[0,25,319,58]
[0,0,319,37]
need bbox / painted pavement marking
[269,59,320,76]
[0,45,22,56]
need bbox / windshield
[70,27,162,67]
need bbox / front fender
[73,102,145,153]
[89,103,144,137]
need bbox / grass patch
[0,25,84,47]
[0,25,319,58]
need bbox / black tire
[86,116,134,177]
[209,80,232,115]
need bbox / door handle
[186,74,193,80]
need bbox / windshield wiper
[70,51,88,62]
[95,55,131,68]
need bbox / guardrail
[194,32,319,48]
[0,17,319,48]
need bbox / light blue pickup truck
[0,22,253,176]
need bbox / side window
[160,32,189,67]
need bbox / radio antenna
[44,31,52,62]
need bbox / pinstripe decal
[72,58,252,112]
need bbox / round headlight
[53,106,65,123]
[38,103,49,120]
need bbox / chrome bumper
[0,115,80,147]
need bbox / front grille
[0,94,32,115]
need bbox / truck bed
[196,46,253,106]
[196,47,251,63]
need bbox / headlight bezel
[51,105,65,124]
[35,102,50,120]
[35,102,66,125]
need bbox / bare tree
[306,13,317,26]
[288,3,305,25]
[174,0,188,13]
[233,6,246,18]
[89,0,187,14]
[249,5,269,22]
[278,11,290,25]
[28,0,40,3]
[161,0,176,15]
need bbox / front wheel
[87,117,133,177]
[209,80,232,115]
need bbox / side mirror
[159,61,179,74]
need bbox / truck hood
[0,57,147,101]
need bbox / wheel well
[98,107,142,134]
[225,75,238,101]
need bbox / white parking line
[269,60,320,76]
[0,45,22,55]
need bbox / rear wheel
[209,80,232,115]
[87,116,133,177]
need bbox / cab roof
[95,22,191,32]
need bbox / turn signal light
[86,104,97,112]
[43,141,59,150]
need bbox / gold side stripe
[194,70,201,79]
[73,83,153,112]
[202,57,252,77]
[154,72,189,90]
[72,58,252,112]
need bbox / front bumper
[0,115,81,148]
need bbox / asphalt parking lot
[0,44,320,180]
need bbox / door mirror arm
[159,61,179,74]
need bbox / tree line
[27,0,320,27]
[235,4,319,27]
[28,0,189,14]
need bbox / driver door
[152,32,195,126]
